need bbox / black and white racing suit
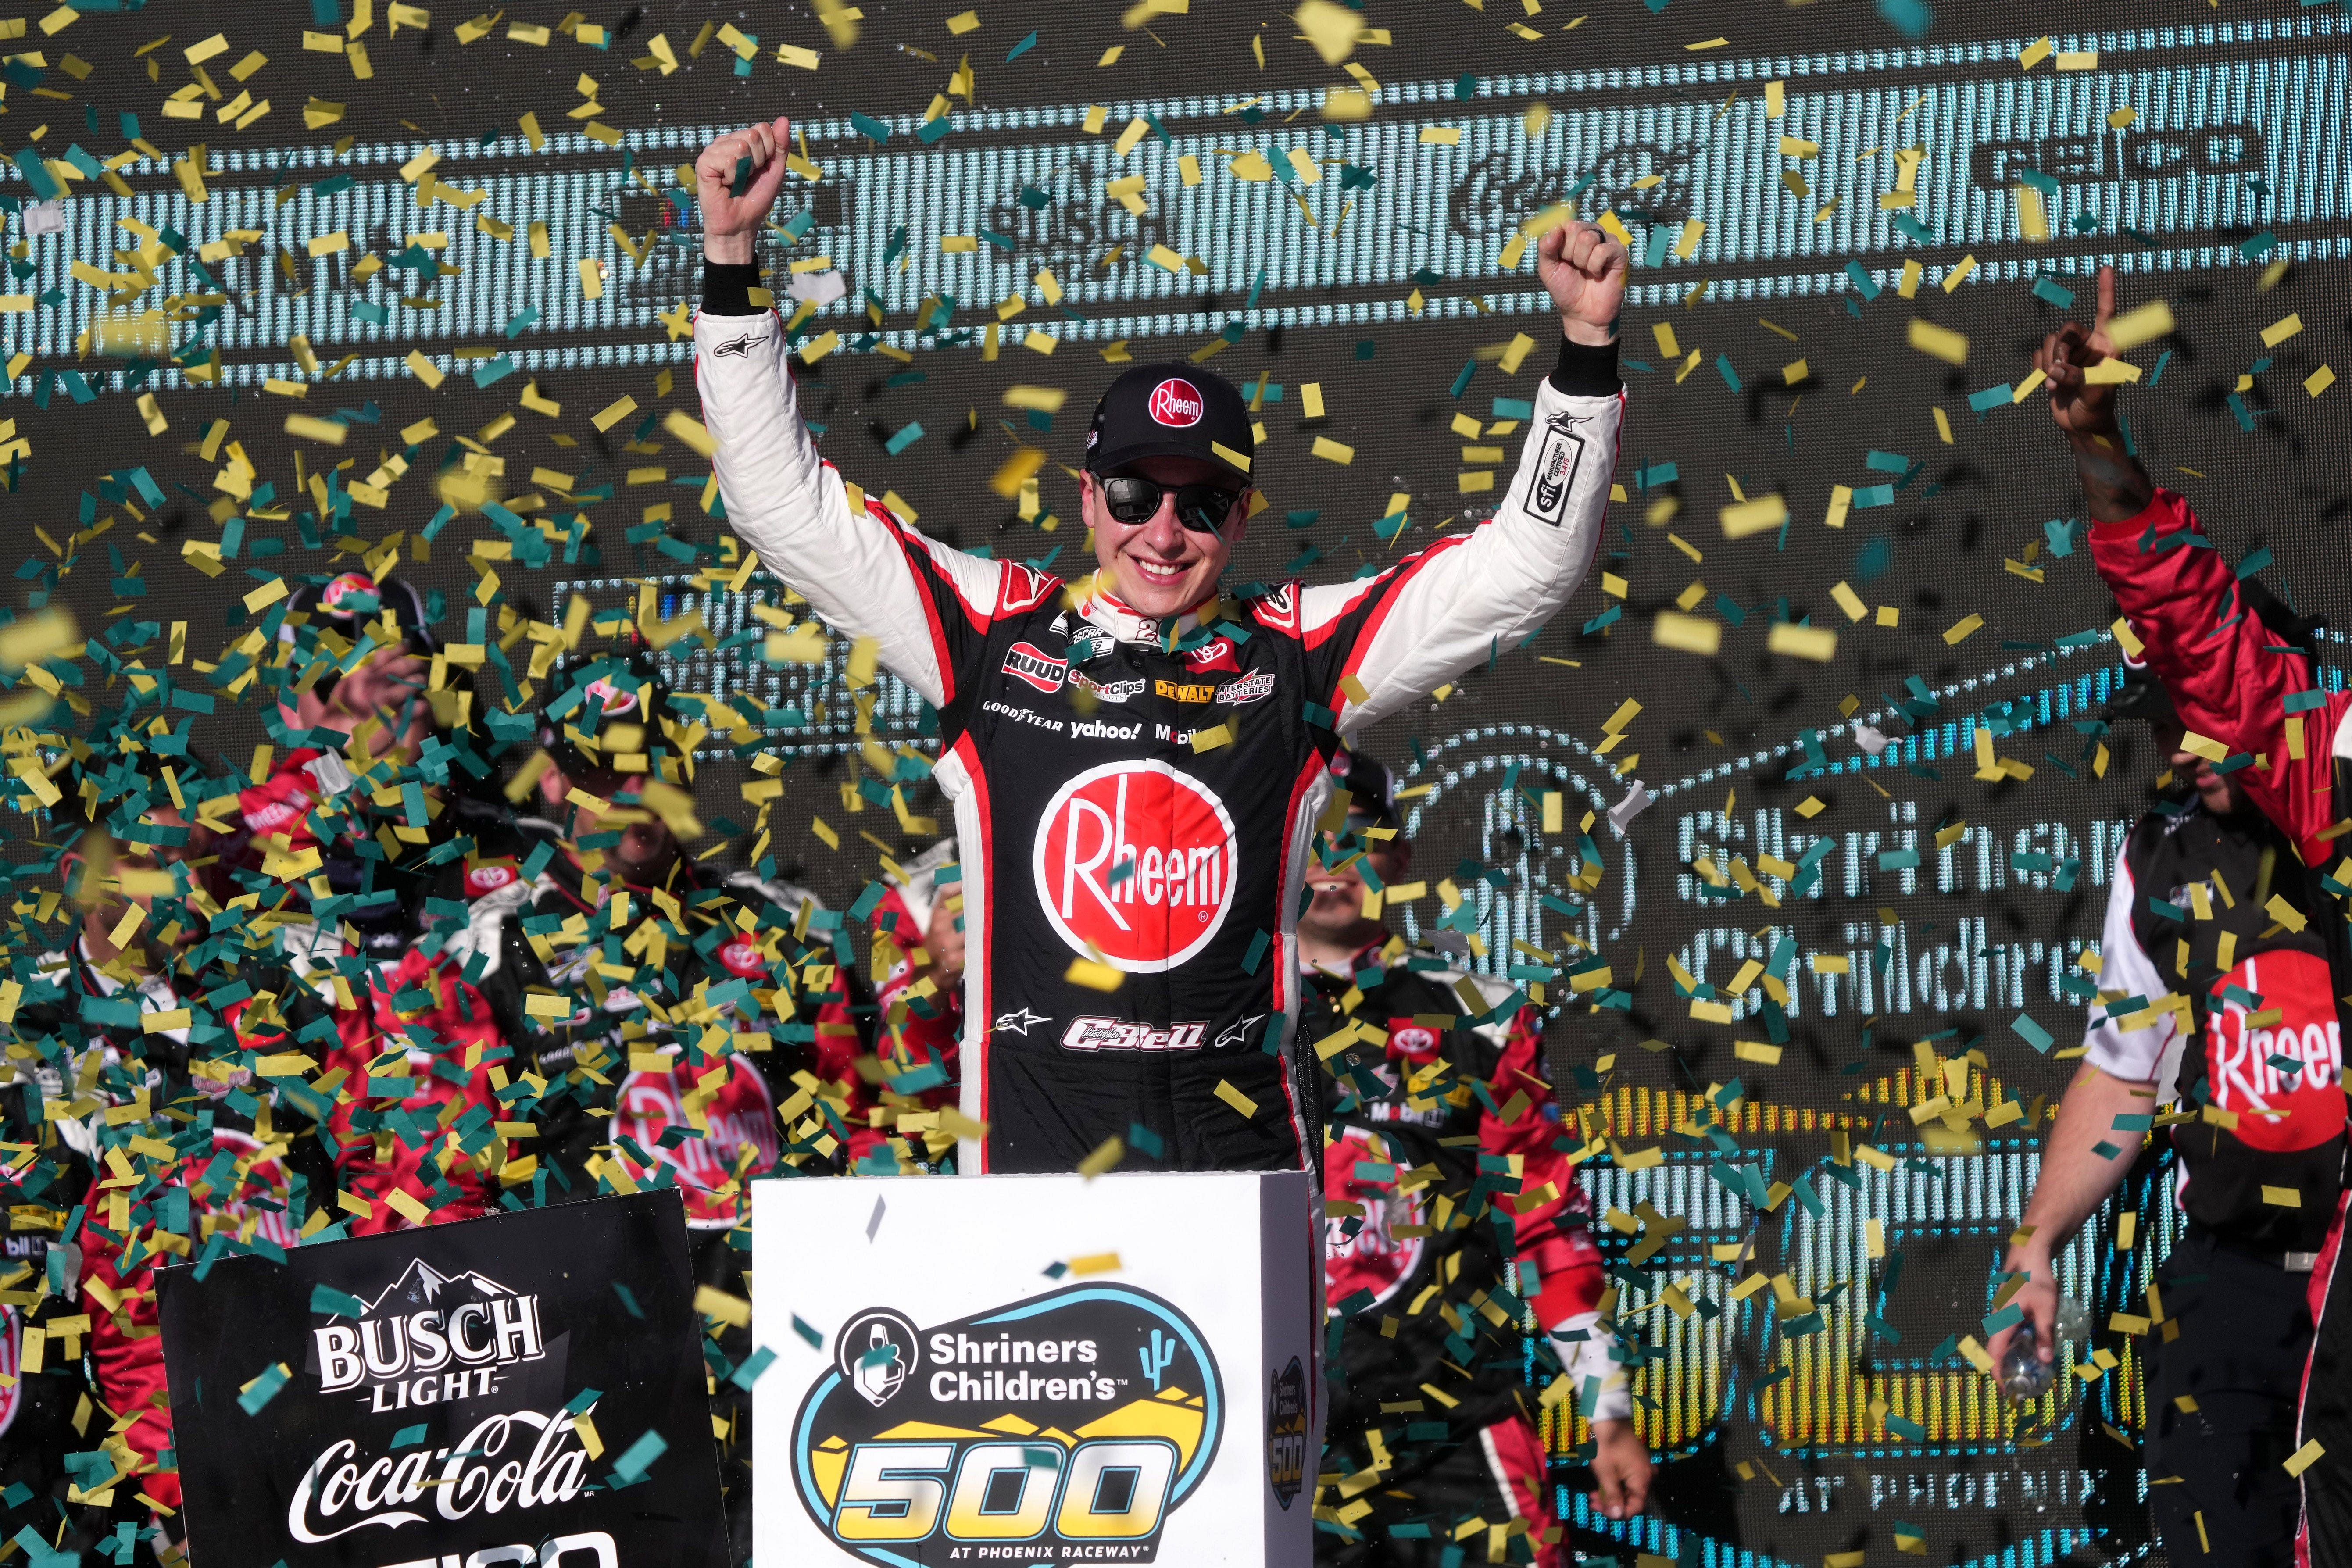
[695,271,1622,1175]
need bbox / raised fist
[695,117,794,266]
[1537,220,1629,347]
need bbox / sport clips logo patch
[790,1285,1222,1566]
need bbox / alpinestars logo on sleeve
[711,332,761,358]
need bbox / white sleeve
[1551,1308,1632,1422]
[2080,850,2174,1087]
[1301,373,1619,736]
[692,310,1004,710]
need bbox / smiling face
[1083,455,1249,620]
[1299,831,1412,950]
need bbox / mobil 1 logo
[157,1192,725,1568]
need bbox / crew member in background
[871,835,965,1169]
[3,754,315,1549]
[693,114,1625,1175]
[236,571,518,1232]
[1301,749,1648,1564]
[2030,265,2350,1564]
[1986,645,2335,1568]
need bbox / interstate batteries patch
[790,1284,1223,1565]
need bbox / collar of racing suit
[1076,584,1222,647]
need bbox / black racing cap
[286,571,438,654]
[540,652,675,779]
[1327,745,1401,831]
[1085,365,1255,489]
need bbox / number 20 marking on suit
[830,1439,1180,1544]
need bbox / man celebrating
[1984,646,2335,1568]
[2031,266,2349,1564]
[692,116,1626,1174]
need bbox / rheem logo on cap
[1147,377,1205,428]
[584,676,639,715]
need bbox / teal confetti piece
[390,1424,429,1450]
[1128,1121,1165,1158]
[2011,1014,2054,1054]
[2032,276,2077,309]
[309,1284,367,1318]
[1844,261,1882,301]
[1005,29,1038,59]
[612,1281,645,1319]
[1886,1413,1930,1441]
[1241,928,1271,974]
[238,1363,290,1416]
[792,1314,823,1347]
[1716,355,1741,392]
[2146,348,2172,387]
[1967,384,2014,415]
[1449,360,1476,397]
[1490,396,1533,420]
[729,155,751,197]
[885,421,925,456]
[729,1347,778,1389]
[849,111,892,145]
[564,1386,604,1415]
[609,1429,668,1486]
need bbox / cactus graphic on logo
[791,1285,1223,1566]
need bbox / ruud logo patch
[791,1284,1223,1565]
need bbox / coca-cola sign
[158,1193,725,1568]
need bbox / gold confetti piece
[1830,581,1867,621]
[2106,298,2177,351]
[945,8,980,32]
[664,410,718,457]
[2285,1439,2325,1477]
[284,414,347,445]
[1907,320,1968,365]
[693,1285,752,1326]
[1733,1040,1783,1064]
[1294,0,1363,64]
[1652,612,1721,655]
[1721,495,1788,538]
[1066,957,1123,992]
[2016,185,2049,240]
[1213,1079,1260,1118]
[2055,49,2097,69]
[2018,35,2052,68]
[2308,366,2337,398]
[591,395,639,432]
[1765,80,1785,115]
[1069,1251,1124,1275]
[1312,436,1356,464]
[184,31,229,62]
[1077,1138,1124,1178]
[2260,312,2305,347]
[403,349,445,389]
[1943,613,1984,645]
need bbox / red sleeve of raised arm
[2088,487,2350,867]
[1478,1007,1601,1326]
[80,1244,176,1509]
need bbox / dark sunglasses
[1097,473,1243,535]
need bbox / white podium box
[752,1170,1318,1567]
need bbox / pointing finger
[2095,264,2116,330]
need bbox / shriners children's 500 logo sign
[790,1285,1222,1565]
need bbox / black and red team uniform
[1308,944,1615,1566]
[2089,491,2352,1567]
[695,267,1623,1176]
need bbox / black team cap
[1327,745,1401,832]
[1085,364,1255,489]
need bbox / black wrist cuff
[702,260,766,317]
[1551,332,1621,397]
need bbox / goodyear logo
[791,1285,1222,1565]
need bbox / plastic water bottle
[1998,1297,2090,1401]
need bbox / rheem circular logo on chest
[1147,377,1204,427]
[1032,761,1237,972]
